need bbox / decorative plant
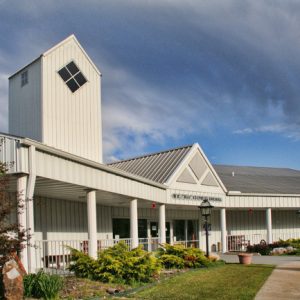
[23,270,63,300]
[69,242,161,284]
[157,244,211,269]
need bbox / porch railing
[227,234,263,252]
[227,232,300,252]
[174,240,200,248]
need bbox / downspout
[26,145,37,273]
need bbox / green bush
[157,244,210,269]
[23,270,63,300]
[247,238,300,255]
[67,248,96,279]
[159,254,185,269]
[69,242,161,284]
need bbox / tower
[9,35,102,163]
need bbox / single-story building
[1,35,300,273]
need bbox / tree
[0,139,27,269]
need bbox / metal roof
[213,165,300,194]
[108,145,193,184]
[109,144,300,194]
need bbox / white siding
[42,37,102,163]
[34,197,112,241]
[226,195,300,208]
[35,150,166,203]
[9,60,42,141]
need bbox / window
[58,61,87,93]
[21,70,28,87]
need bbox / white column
[27,145,36,273]
[266,208,272,244]
[17,175,28,272]
[159,204,166,244]
[170,221,174,245]
[220,208,227,253]
[130,199,139,249]
[184,220,188,247]
[198,214,202,250]
[87,190,97,259]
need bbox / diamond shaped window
[58,61,87,93]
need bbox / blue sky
[0,1,300,169]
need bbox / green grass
[132,264,274,300]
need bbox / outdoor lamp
[199,199,214,257]
[199,199,214,217]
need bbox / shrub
[247,243,272,255]
[159,254,185,269]
[69,242,161,284]
[246,238,300,255]
[157,244,210,269]
[67,248,96,279]
[23,270,63,300]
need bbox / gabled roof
[9,34,101,79]
[108,145,300,195]
[108,145,193,184]
[214,165,300,194]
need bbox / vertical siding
[226,210,266,236]
[42,38,102,163]
[9,60,42,141]
[273,210,300,240]
[34,197,112,241]
[0,136,18,172]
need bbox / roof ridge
[213,164,299,172]
[108,144,194,165]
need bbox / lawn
[130,264,274,300]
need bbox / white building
[1,35,300,273]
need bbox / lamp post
[199,199,214,257]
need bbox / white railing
[174,240,200,248]
[34,240,83,274]
[227,232,300,252]
[138,237,160,251]
[33,237,202,274]
[227,234,267,252]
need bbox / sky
[1,0,300,169]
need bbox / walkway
[221,254,300,300]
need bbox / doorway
[150,221,170,243]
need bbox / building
[1,35,300,273]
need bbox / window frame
[57,60,87,93]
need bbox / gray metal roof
[108,145,193,184]
[213,165,300,194]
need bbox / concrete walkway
[255,261,300,300]
[221,254,300,300]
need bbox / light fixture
[199,199,214,257]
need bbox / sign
[172,193,222,202]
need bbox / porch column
[198,214,202,250]
[130,199,139,249]
[87,190,97,259]
[170,221,174,245]
[159,204,166,244]
[27,145,36,273]
[220,208,227,253]
[184,220,188,245]
[266,208,273,244]
[17,175,28,272]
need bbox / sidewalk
[221,254,300,300]
[255,261,300,300]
